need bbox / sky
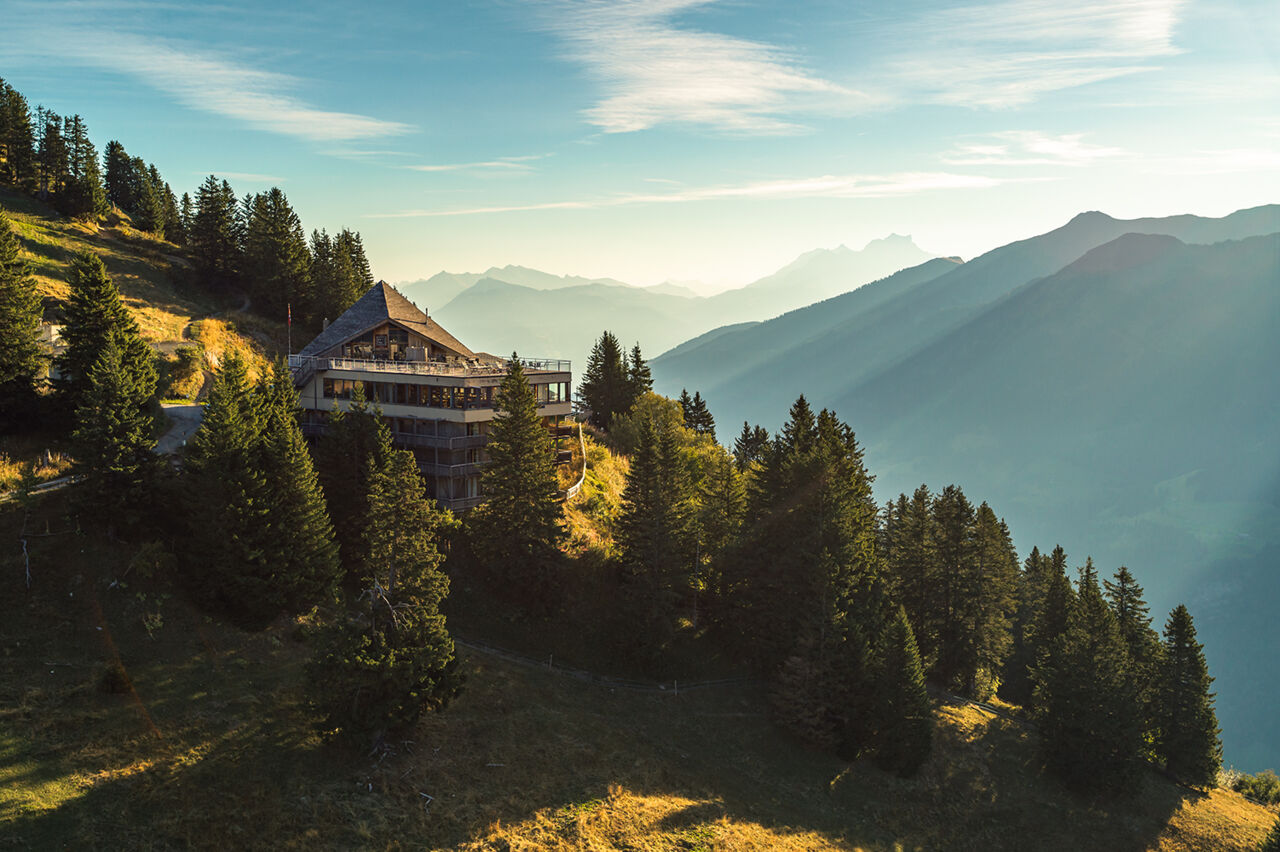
[3,0,1279,291]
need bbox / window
[375,334,388,347]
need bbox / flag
[287,303,292,325]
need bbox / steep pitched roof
[297,281,474,359]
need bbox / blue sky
[3,0,1278,289]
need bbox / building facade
[290,282,573,510]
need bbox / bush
[1232,768,1280,805]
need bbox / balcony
[289,354,570,379]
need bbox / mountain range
[651,204,1280,771]
[397,235,936,370]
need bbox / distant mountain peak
[1068,210,1116,225]
[1062,232,1183,276]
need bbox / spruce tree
[55,252,157,422]
[1037,566,1143,792]
[1106,565,1162,745]
[254,362,341,613]
[883,485,938,669]
[35,108,67,201]
[687,391,715,438]
[103,141,133,211]
[930,484,976,689]
[578,331,628,428]
[312,447,462,742]
[59,116,107,221]
[1156,604,1221,786]
[314,383,393,579]
[472,354,566,612]
[625,342,652,403]
[243,187,311,320]
[0,213,44,430]
[184,354,338,625]
[732,421,770,471]
[70,337,158,532]
[872,605,933,776]
[190,175,241,292]
[0,80,37,190]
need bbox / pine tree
[872,605,933,776]
[615,415,690,656]
[55,252,157,425]
[695,445,744,615]
[578,331,628,428]
[1025,545,1074,714]
[1156,604,1221,786]
[472,354,565,612]
[190,175,241,292]
[1106,565,1162,745]
[0,213,44,430]
[254,361,341,613]
[732,421,770,471]
[0,80,37,190]
[34,107,67,201]
[883,485,939,668]
[312,447,462,742]
[103,141,134,211]
[184,354,338,625]
[1037,566,1143,792]
[625,342,652,403]
[678,388,693,426]
[70,337,157,532]
[314,383,393,580]
[129,157,165,234]
[243,187,311,320]
[59,116,106,221]
[930,484,977,689]
[687,391,715,439]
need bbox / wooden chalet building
[289,281,573,510]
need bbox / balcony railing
[289,354,570,378]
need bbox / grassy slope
[1,488,1274,852]
[0,187,282,389]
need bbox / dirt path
[156,403,204,454]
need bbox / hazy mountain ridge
[652,207,1280,770]
[426,236,938,371]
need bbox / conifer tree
[626,342,652,401]
[678,388,693,425]
[190,175,241,292]
[1024,545,1074,713]
[129,157,165,234]
[184,354,338,625]
[1156,604,1221,786]
[254,361,341,612]
[930,484,977,689]
[472,354,565,612]
[0,80,37,190]
[35,107,67,201]
[1037,565,1142,792]
[883,485,938,668]
[687,391,715,438]
[55,252,157,425]
[314,383,392,579]
[59,116,107,220]
[103,141,134,211]
[70,337,158,532]
[243,187,311,320]
[695,445,744,612]
[578,331,628,428]
[732,421,770,471]
[0,213,44,430]
[1106,565,1162,743]
[312,447,462,742]
[872,605,933,776]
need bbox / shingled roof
[297,281,474,359]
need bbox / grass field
[1,487,1274,851]
[0,187,283,403]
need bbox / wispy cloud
[38,29,411,142]
[368,171,1017,217]
[1141,148,1280,175]
[887,0,1186,107]
[944,132,1127,166]
[405,155,548,174]
[538,0,859,133]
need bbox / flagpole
[287,302,292,357]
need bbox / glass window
[323,379,335,398]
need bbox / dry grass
[564,435,629,557]
[0,438,72,492]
